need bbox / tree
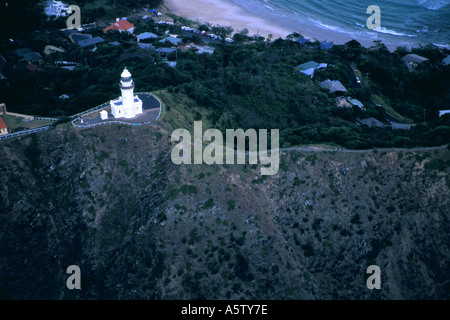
[212,25,233,42]
[240,28,249,36]
[199,24,210,32]
[286,32,301,40]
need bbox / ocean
[232,0,450,49]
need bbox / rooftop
[297,61,319,71]
[319,80,348,93]
[347,97,364,108]
[137,32,159,41]
[358,117,385,127]
[104,19,135,33]
[160,36,182,45]
[14,48,43,62]
[62,28,79,37]
[156,47,177,54]
[194,45,215,54]
[301,68,315,78]
[70,33,92,43]
[78,36,104,47]
[138,42,154,50]
[0,116,7,130]
[402,54,429,71]
[402,54,429,64]
[390,122,411,130]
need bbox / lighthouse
[110,67,143,119]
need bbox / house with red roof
[103,18,135,34]
[0,116,8,135]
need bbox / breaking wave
[416,0,450,10]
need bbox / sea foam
[416,0,450,10]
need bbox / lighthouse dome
[121,67,132,78]
[120,67,133,88]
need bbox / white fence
[71,92,163,128]
[0,92,163,141]
[69,101,111,120]
[35,116,59,121]
[69,92,162,120]
[72,119,157,129]
[0,125,53,141]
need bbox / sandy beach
[163,0,412,50]
[163,0,297,40]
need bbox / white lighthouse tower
[110,67,143,119]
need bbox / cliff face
[0,124,449,299]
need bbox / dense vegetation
[1,1,449,302]
[1,125,449,299]
[0,1,449,149]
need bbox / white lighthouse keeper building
[111,67,143,119]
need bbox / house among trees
[62,28,78,37]
[296,61,327,78]
[68,33,104,48]
[77,37,105,48]
[69,33,90,43]
[13,48,42,64]
[390,122,411,130]
[104,18,136,34]
[138,43,154,51]
[137,32,158,42]
[402,54,429,72]
[319,79,348,94]
[336,96,365,110]
[194,45,215,55]
[160,36,182,45]
[347,97,365,110]
[358,117,385,128]
[155,47,176,57]
[137,32,158,51]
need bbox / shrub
[202,198,214,210]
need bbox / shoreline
[163,0,426,51]
[163,0,296,40]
